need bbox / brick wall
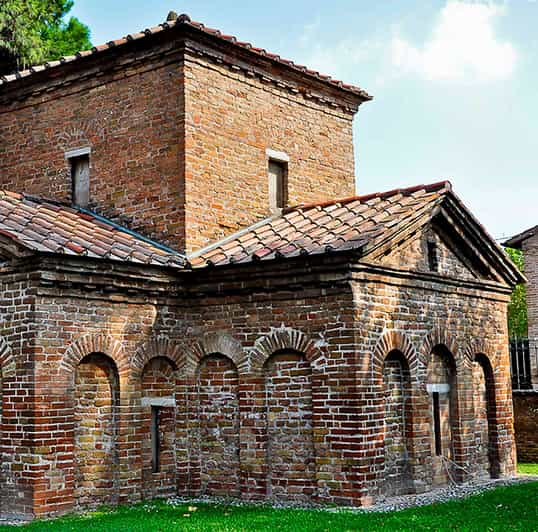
[521,237,538,384]
[0,268,36,520]
[264,352,315,502]
[183,53,356,251]
[382,355,412,496]
[196,355,240,497]
[513,391,538,462]
[141,357,177,499]
[74,354,120,509]
[0,242,515,519]
[522,235,538,340]
[351,265,514,498]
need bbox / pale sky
[71,0,538,241]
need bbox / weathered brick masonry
[0,13,522,520]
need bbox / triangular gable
[362,190,524,287]
[377,227,479,281]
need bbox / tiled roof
[0,14,372,101]
[0,191,185,267]
[189,181,451,267]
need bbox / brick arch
[181,332,245,378]
[60,333,128,378]
[0,337,15,378]
[250,326,326,374]
[372,329,418,380]
[418,326,460,376]
[131,336,182,376]
[462,338,499,370]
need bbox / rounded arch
[0,337,15,378]
[131,336,181,377]
[372,330,418,380]
[181,332,245,378]
[463,338,499,371]
[419,327,460,378]
[472,352,500,478]
[250,326,326,374]
[61,333,128,378]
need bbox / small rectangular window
[268,159,287,213]
[433,391,442,456]
[69,154,90,207]
[151,406,160,473]
[427,241,439,272]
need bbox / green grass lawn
[518,463,538,475]
[2,481,538,532]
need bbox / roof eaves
[0,13,372,102]
[502,225,538,249]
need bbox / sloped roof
[503,225,538,249]
[0,191,185,267]
[190,182,450,267]
[0,14,371,101]
[189,181,524,286]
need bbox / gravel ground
[344,474,538,513]
[168,474,538,513]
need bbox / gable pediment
[361,193,524,287]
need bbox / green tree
[0,0,91,75]
[506,247,528,337]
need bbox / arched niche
[426,345,458,486]
[73,352,120,508]
[140,356,178,498]
[382,349,413,495]
[263,350,315,502]
[197,353,240,497]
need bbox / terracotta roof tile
[0,14,371,101]
[190,181,452,267]
[0,191,185,267]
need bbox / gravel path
[168,474,538,513]
[342,474,538,513]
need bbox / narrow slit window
[69,154,90,207]
[427,241,439,272]
[268,159,287,212]
[151,406,160,473]
[433,391,442,456]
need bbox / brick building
[504,228,538,461]
[0,13,523,521]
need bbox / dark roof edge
[503,225,538,249]
[442,190,526,286]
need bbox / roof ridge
[283,180,452,213]
[0,13,372,100]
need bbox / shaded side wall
[513,391,538,462]
[0,53,186,250]
[351,275,514,497]
[522,235,538,341]
[521,236,538,385]
[0,267,36,520]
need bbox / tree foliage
[505,247,528,338]
[0,0,91,75]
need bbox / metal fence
[509,338,536,390]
